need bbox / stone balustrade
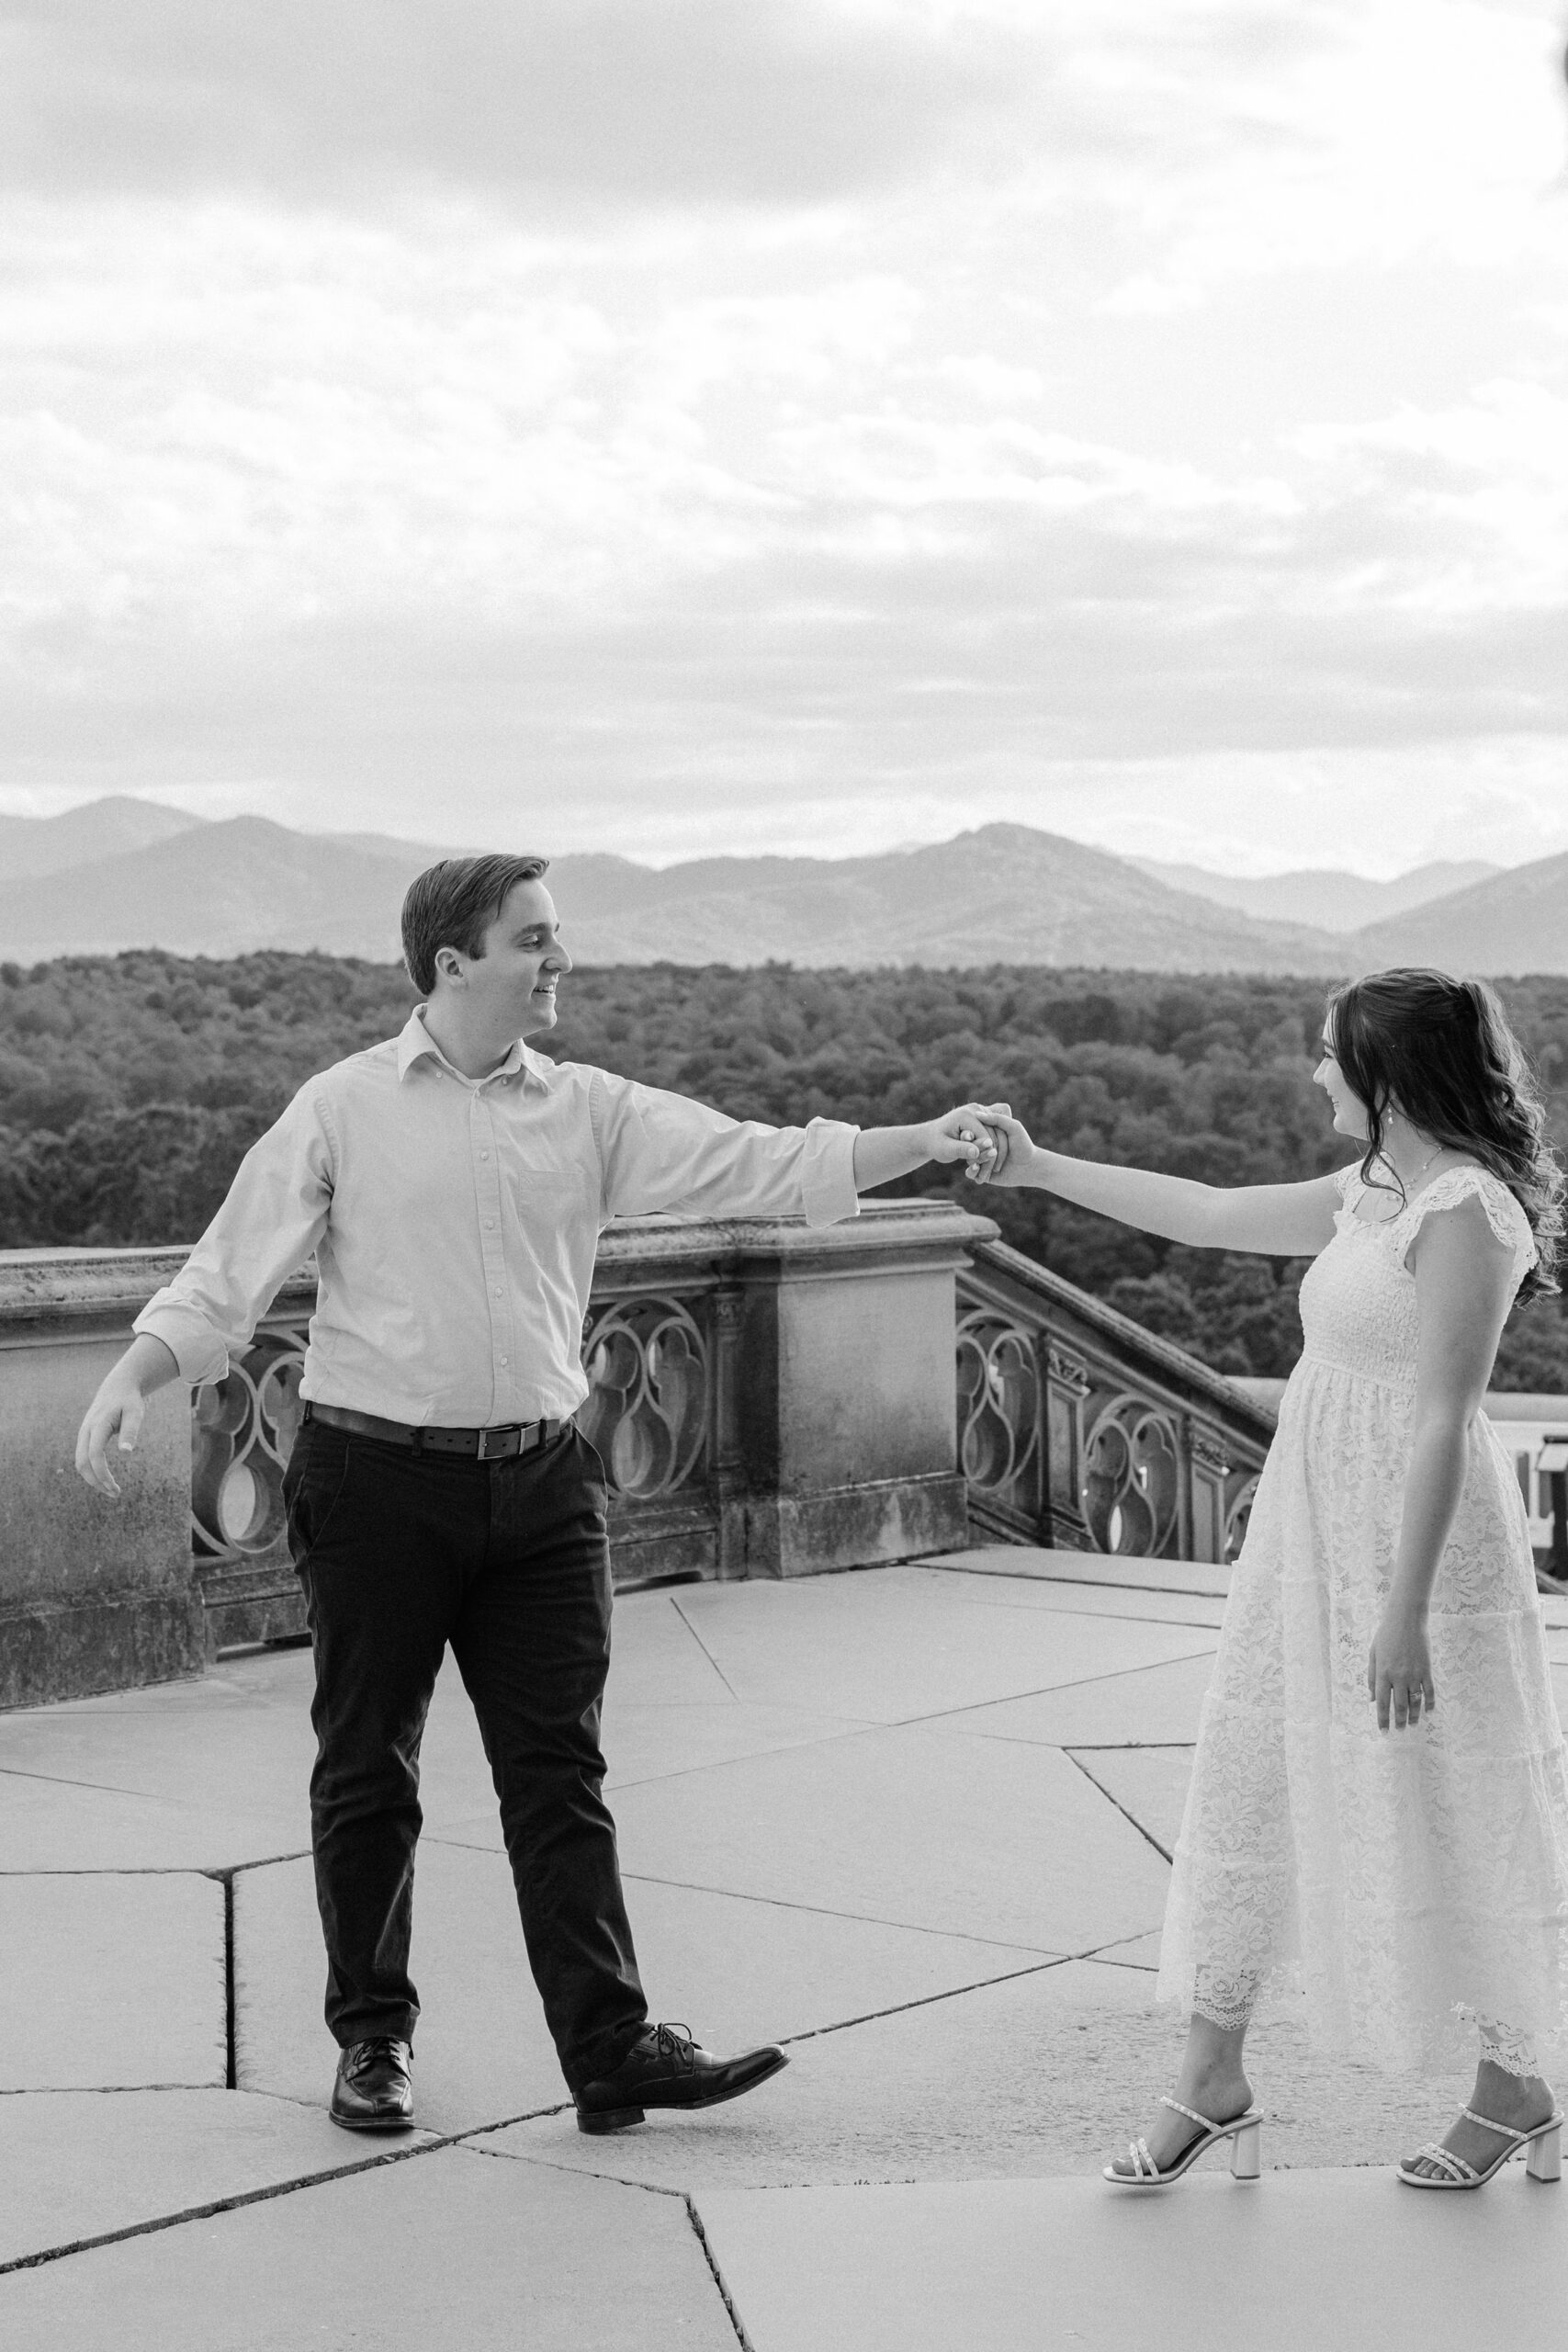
[956,1238,1276,1563]
[0,1202,991,1706]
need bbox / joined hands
[940,1103,1035,1186]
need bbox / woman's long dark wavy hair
[1327,967,1563,1305]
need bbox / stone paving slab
[1094,1928,1162,1969]
[0,1871,225,2090]
[613,1721,1170,1951]
[672,1569,1217,1723]
[237,1841,1050,2132]
[694,2165,1568,2352]
[604,1588,744,1708]
[0,1770,309,1876]
[1066,1747,1195,1860]
[0,2142,737,2352]
[481,1954,1479,2194]
[0,2089,439,2270]
[955,1650,1217,1749]
[0,1664,316,1806]
[907,1563,1227,1629]
[930,1545,1233,1598]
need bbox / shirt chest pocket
[499,1160,600,1238]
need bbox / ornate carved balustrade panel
[955,1306,1043,1531]
[191,1307,311,1651]
[579,1278,728,1589]
[192,1266,729,1652]
[956,1238,1277,1565]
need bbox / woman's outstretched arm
[975,1105,1344,1259]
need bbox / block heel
[1104,2096,1263,2188]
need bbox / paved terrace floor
[6,1548,1568,2350]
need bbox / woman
[974,968,1568,2188]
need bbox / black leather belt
[302,1400,568,1461]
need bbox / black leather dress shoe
[330,2036,415,2132]
[574,2022,787,2135]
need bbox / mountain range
[0,797,1562,975]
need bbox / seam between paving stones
[900,1573,1226,1630]
[619,1869,1066,1955]
[0,1763,197,1800]
[0,2104,574,2277]
[885,1646,1217,1734]
[684,2196,757,2352]
[921,1564,1231,1602]
[1063,1752,1174,1865]
[668,1596,742,1701]
[0,1850,312,1877]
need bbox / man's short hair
[401,854,550,996]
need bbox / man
[76,854,997,2136]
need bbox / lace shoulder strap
[1331,1161,1361,1205]
[1397,1164,1536,1281]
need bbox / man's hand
[921,1103,1005,1181]
[74,1335,181,1497]
[961,1105,1035,1187]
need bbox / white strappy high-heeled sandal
[1398,2106,1562,2189]
[1103,2095,1263,2188]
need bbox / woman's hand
[1367,1601,1436,1732]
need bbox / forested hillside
[2,954,1565,1387]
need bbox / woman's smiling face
[1313,1016,1371,1141]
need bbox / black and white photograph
[4,4,1568,2346]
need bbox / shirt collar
[397,1008,546,1090]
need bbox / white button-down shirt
[135,1010,861,1426]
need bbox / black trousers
[282,1415,648,2090]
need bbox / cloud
[0,0,1043,214]
[2,0,1565,871]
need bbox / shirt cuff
[800,1120,862,1228]
[132,1297,231,1387]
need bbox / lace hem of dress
[1188,1979,1546,2075]
[1472,2014,1542,2077]
[1190,1967,1259,2032]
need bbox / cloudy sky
[4,0,1567,873]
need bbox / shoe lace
[346,2035,407,2078]
[651,2022,696,2075]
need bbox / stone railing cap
[967,1237,1280,1438]
[0,1198,999,1325]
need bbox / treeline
[2,953,1565,1388]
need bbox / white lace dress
[1157,1162,1568,2074]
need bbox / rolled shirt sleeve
[132,1085,336,1385]
[591,1073,861,1227]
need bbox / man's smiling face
[465,876,572,1038]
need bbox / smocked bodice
[1295,1162,1537,1392]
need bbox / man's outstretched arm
[852,1111,998,1191]
[593,1076,998,1226]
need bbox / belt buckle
[477,1423,524,1461]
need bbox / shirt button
[480,1151,491,1160]
[486,1219,496,1228]
[499,1356,508,1366]
[493,1287,502,1297]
